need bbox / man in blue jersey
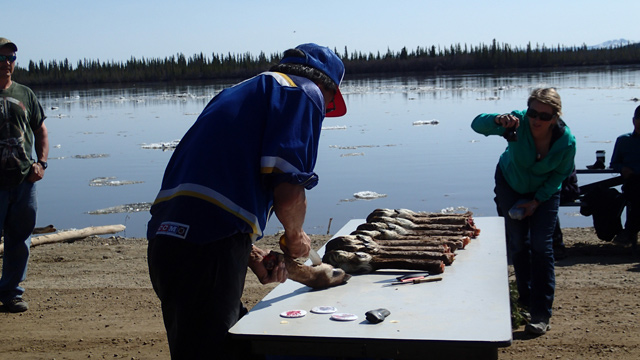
[147,43,346,359]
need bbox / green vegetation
[509,280,528,329]
[13,40,640,87]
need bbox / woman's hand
[494,114,519,129]
[518,199,540,217]
[248,245,288,284]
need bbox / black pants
[623,175,640,234]
[148,233,252,360]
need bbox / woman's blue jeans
[0,181,37,302]
[494,166,559,322]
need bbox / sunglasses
[526,108,555,121]
[0,55,17,63]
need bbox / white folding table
[230,217,512,359]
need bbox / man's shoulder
[4,81,37,97]
[616,132,636,141]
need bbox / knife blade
[396,272,431,281]
[308,248,323,266]
[280,235,322,265]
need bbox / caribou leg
[366,209,480,237]
[367,215,480,237]
[367,209,476,226]
[325,234,450,253]
[358,221,478,238]
[262,251,351,289]
[322,250,445,274]
[352,229,470,251]
[324,235,455,265]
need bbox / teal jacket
[471,110,576,202]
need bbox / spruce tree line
[13,40,640,87]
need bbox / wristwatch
[37,160,48,170]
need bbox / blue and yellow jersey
[148,72,326,243]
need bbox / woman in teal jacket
[472,88,576,335]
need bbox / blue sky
[5,0,639,67]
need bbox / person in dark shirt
[610,105,640,250]
[0,37,49,313]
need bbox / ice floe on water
[322,125,347,130]
[412,119,439,126]
[87,202,152,215]
[89,177,144,187]
[440,206,470,214]
[329,144,397,150]
[46,92,217,111]
[329,144,396,158]
[141,140,180,150]
[353,191,388,200]
[72,154,110,159]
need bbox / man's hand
[279,233,311,259]
[248,245,287,284]
[26,162,45,183]
[272,182,311,258]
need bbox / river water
[33,65,640,238]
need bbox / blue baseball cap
[279,43,346,117]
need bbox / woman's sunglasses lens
[526,108,553,121]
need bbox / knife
[396,272,431,281]
[280,235,322,265]
[308,248,323,266]
[384,276,442,286]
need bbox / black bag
[560,168,580,203]
[580,186,626,241]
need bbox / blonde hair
[528,88,562,117]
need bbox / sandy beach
[0,227,639,359]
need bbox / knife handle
[414,276,442,284]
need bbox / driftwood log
[0,225,126,255]
[32,225,57,234]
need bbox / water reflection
[34,66,640,238]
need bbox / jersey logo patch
[156,221,189,239]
